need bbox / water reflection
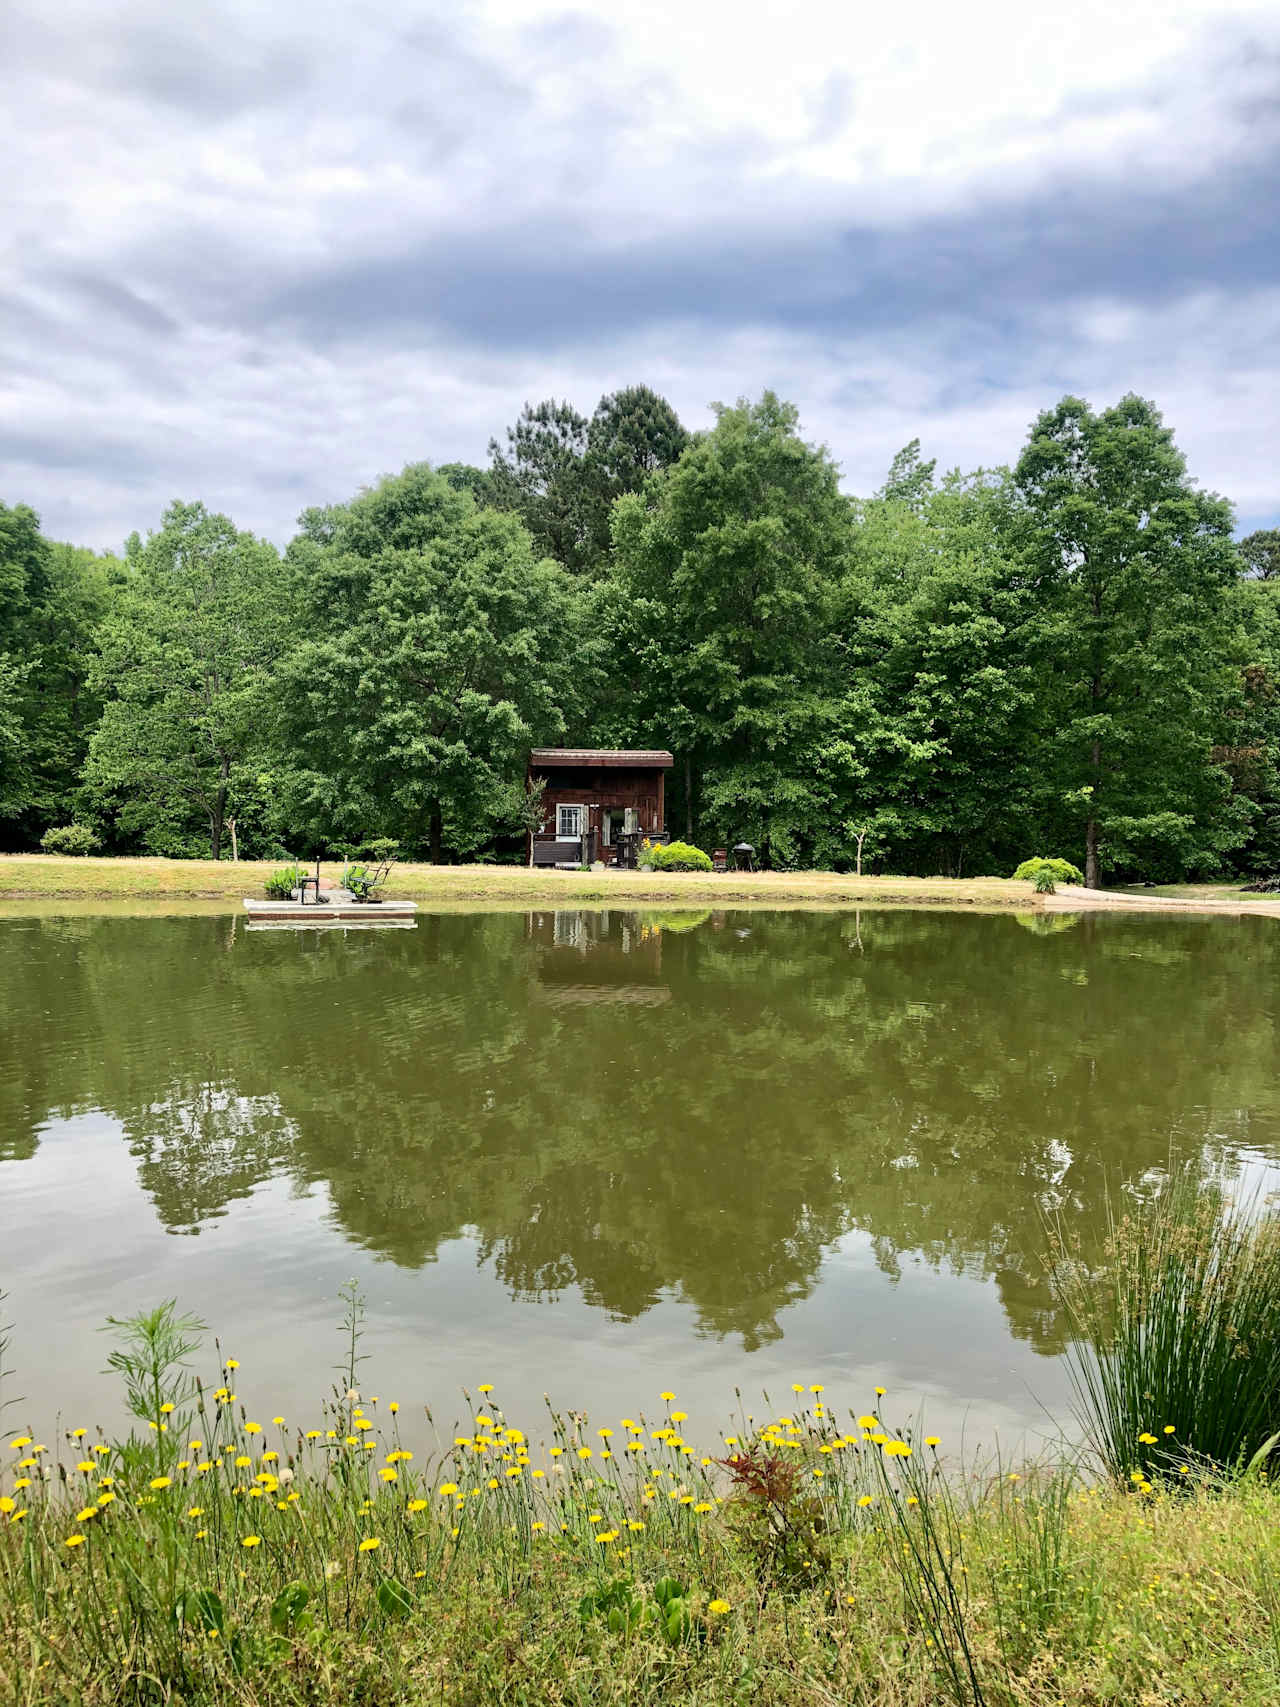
[2,906,1278,1365]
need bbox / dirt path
[1043,885,1280,918]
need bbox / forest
[3,385,1279,882]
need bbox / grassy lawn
[0,854,1038,909]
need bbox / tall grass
[1050,1168,1280,1481]
[9,1291,1280,1704]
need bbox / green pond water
[2,904,1278,1449]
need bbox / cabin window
[557,804,584,838]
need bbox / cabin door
[603,808,626,848]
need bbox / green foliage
[264,865,305,899]
[1013,857,1084,885]
[40,823,100,855]
[645,840,713,872]
[3,384,1278,881]
[1050,1169,1280,1481]
[83,501,284,859]
[1013,395,1242,885]
[276,466,582,862]
[1033,870,1057,894]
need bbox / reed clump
[1050,1168,1280,1484]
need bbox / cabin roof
[530,748,674,770]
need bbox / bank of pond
[6,1176,1280,1707]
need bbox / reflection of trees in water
[1,907,1277,1353]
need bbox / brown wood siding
[528,763,668,861]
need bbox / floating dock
[243,897,418,926]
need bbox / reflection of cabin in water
[527,910,669,1004]
[527,748,672,867]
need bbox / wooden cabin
[527,748,673,867]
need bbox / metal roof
[530,748,674,769]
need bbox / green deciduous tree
[277,465,583,862]
[609,393,856,863]
[1013,395,1243,885]
[0,504,114,844]
[84,501,283,859]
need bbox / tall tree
[277,466,582,862]
[609,394,854,863]
[84,502,283,859]
[0,504,113,844]
[1013,395,1242,886]
[876,438,937,512]
[1240,528,1280,582]
[581,386,688,561]
[488,399,590,571]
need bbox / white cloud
[2,0,1278,545]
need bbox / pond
[3,904,1278,1449]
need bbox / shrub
[1013,857,1084,887]
[646,840,713,873]
[1033,870,1057,894]
[1050,1169,1280,1481]
[264,865,305,899]
[40,823,100,856]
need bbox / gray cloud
[2,0,1279,548]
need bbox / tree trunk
[1085,812,1100,889]
[684,752,693,840]
[429,803,443,865]
[209,759,230,860]
[228,818,238,862]
[1085,735,1101,888]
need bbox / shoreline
[2,856,1278,917]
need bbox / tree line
[3,384,1279,881]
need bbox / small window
[557,804,584,838]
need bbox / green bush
[644,840,713,872]
[40,823,101,856]
[264,865,305,899]
[1034,870,1057,894]
[1013,856,1084,886]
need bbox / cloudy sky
[4,0,1279,549]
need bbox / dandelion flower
[875,1386,886,1397]
[577,1447,593,1459]
[379,1469,398,1482]
[72,1428,86,1439]
[924,1436,940,1448]
[149,1477,172,1491]
[75,1507,97,1522]
[1163,1425,1176,1435]
[478,1384,494,1394]
[439,1483,459,1497]
[1138,1432,1158,1445]
[358,1537,381,1552]
[407,1499,427,1513]
[9,1437,31,1450]
[65,1535,85,1548]
[98,1492,115,1506]
[660,1391,675,1402]
[694,1501,713,1513]
[389,1402,399,1414]
[225,1359,240,1371]
[858,1495,874,1508]
[532,1520,545,1532]
[810,1385,824,1394]
[708,1599,730,1615]
[159,1402,174,1415]
[241,1536,261,1548]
